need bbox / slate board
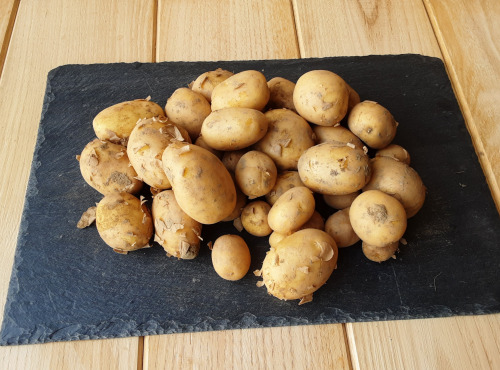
[1,55,499,346]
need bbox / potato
[267,77,296,111]
[96,192,153,253]
[241,200,272,237]
[79,139,142,195]
[191,68,234,102]
[323,191,360,210]
[254,109,314,170]
[127,117,190,189]
[162,142,236,224]
[346,83,361,112]
[211,70,270,111]
[211,235,251,281]
[222,149,247,172]
[194,135,222,158]
[269,231,288,248]
[235,151,277,198]
[363,157,425,218]
[201,108,268,150]
[299,211,325,231]
[362,241,399,262]
[313,125,363,148]
[349,190,407,247]
[265,171,304,205]
[348,101,397,149]
[93,99,164,145]
[325,208,360,248]
[267,186,315,234]
[293,70,349,126]
[152,190,202,259]
[259,229,338,303]
[375,144,410,165]
[298,142,371,195]
[221,186,247,222]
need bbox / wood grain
[0,0,154,367]
[0,0,19,75]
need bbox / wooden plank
[0,0,155,366]
[0,0,19,75]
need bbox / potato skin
[221,186,247,222]
[325,208,360,248]
[375,144,410,165]
[362,241,399,262]
[191,68,234,102]
[93,99,164,145]
[346,83,361,113]
[313,125,363,148]
[96,192,153,252]
[241,201,272,237]
[79,139,142,195]
[267,77,296,111]
[194,135,222,158]
[235,151,277,198]
[211,235,251,281]
[323,191,360,210]
[222,149,247,172]
[260,229,338,301]
[162,142,236,224]
[152,190,201,259]
[265,171,304,205]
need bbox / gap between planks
[0,0,20,77]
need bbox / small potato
[152,190,202,259]
[254,109,315,170]
[323,191,360,210]
[222,149,247,172]
[211,70,270,111]
[79,139,142,195]
[362,241,399,262]
[211,235,251,281]
[298,211,325,231]
[165,88,211,139]
[267,186,315,234]
[325,208,360,248]
[191,68,234,102]
[221,186,247,222]
[194,135,222,158]
[298,142,371,195]
[313,125,363,148]
[293,70,349,126]
[259,229,338,303]
[241,201,272,237]
[269,231,289,248]
[93,99,164,145]
[201,108,268,150]
[96,192,153,253]
[349,190,407,247]
[346,83,361,112]
[235,151,277,199]
[267,77,296,111]
[265,171,304,205]
[348,101,397,149]
[375,144,411,165]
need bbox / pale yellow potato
[260,229,338,302]
[221,186,247,222]
[241,200,272,237]
[194,135,222,158]
[349,190,407,247]
[363,157,425,218]
[267,186,315,234]
[152,190,202,259]
[221,149,247,172]
[127,117,190,189]
[362,241,399,262]
[201,108,268,150]
[162,142,236,224]
[267,77,296,111]
[268,231,289,249]
[325,208,360,248]
[313,125,363,148]
[165,88,211,139]
[211,70,270,111]
[191,68,234,102]
[93,99,164,145]
[375,144,411,165]
[323,191,360,210]
[297,142,371,195]
[293,70,349,126]
[211,235,251,281]
[254,109,315,170]
[346,83,361,113]
[348,100,397,149]
[96,192,153,253]
[265,171,304,205]
[79,139,142,195]
[235,151,277,199]
[298,211,325,231]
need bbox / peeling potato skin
[241,200,272,237]
[191,68,234,102]
[267,77,296,111]
[152,190,201,259]
[261,229,338,301]
[362,240,399,262]
[79,139,142,195]
[325,207,360,248]
[235,151,277,199]
[313,125,363,148]
[96,192,153,252]
[265,171,304,205]
[375,144,411,165]
[211,234,251,281]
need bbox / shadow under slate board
[1,55,499,345]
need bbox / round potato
[211,70,270,111]
[298,142,371,195]
[222,149,247,172]
[348,101,397,149]
[241,201,272,237]
[267,77,296,111]
[325,208,359,248]
[350,190,407,247]
[194,135,222,158]
[265,171,304,205]
[211,235,251,281]
[293,70,349,126]
[375,144,410,165]
[96,192,153,253]
[235,151,277,199]
[79,139,142,195]
[254,109,315,170]
[313,125,363,148]
[191,68,234,102]
[201,108,268,150]
[152,190,202,259]
[362,241,399,262]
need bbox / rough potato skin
[325,208,360,248]
[235,151,277,198]
[241,200,272,237]
[375,144,411,165]
[211,235,251,281]
[267,77,296,111]
[191,68,234,102]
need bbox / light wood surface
[0,1,499,369]
[0,0,18,74]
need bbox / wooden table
[0,1,499,368]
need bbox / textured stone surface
[1,55,499,345]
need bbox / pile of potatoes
[77,67,425,305]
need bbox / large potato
[267,77,296,111]
[191,68,234,102]
[293,70,349,126]
[162,142,236,224]
[201,108,268,150]
[152,190,202,259]
[313,125,363,148]
[211,70,270,111]
[298,142,371,195]
[235,151,277,198]
[93,99,164,145]
[265,171,304,205]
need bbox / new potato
[235,151,277,198]
[241,201,272,237]
[265,171,304,205]
[211,235,251,281]
[267,77,296,111]
[191,68,234,102]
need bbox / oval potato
[267,77,296,111]
[211,234,251,281]
[191,68,234,102]
[235,151,277,199]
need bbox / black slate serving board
[1,55,499,346]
